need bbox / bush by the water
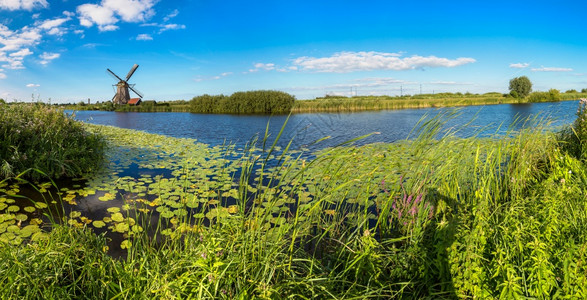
[0,103,105,180]
[190,90,295,114]
[527,89,561,103]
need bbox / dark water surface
[71,101,579,150]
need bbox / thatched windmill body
[107,64,143,104]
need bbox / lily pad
[93,220,106,228]
[111,213,124,222]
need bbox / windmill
[107,64,143,104]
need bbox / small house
[128,98,142,106]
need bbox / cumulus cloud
[429,80,474,85]
[39,51,59,65]
[77,0,157,31]
[136,33,153,40]
[531,66,573,72]
[38,17,69,30]
[36,16,71,36]
[292,51,476,73]
[510,62,530,69]
[0,24,42,70]
[158,23,185,33]
[0,24,42,52]
[0,0,48,10]
[0,72,6,79]
[288,77,410,92]
[9,48,33,57]
[249,63,275,73]
[194,72,233,82]
[163,9,179,22]
[26,83,40,87]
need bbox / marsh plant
[0,104,105,180]
[1,104,587,298]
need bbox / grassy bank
[292,92,587,113]
[0,103,105,180]
[60,92,587,114]
[1,105,587,298]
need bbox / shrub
[190,90,295,114]
[527,89,560,103]
[0,104,106,180]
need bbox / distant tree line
[190,90,295,114]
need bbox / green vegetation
[2,103,587,298]
[527,88,561,103]
[291,92,587,113]
[57,86,587,114]
[64,100,191,112]
[190,90,295,114]
[509,76,533,98]
[0,104,105,180]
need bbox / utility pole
[420,84,422,95]
[400,85,403,97]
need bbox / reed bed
[0,103,105,180]
[291,93,587,113]
[1,104,587,298]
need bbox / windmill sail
[107,64,141,105]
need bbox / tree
[509,76,532,98]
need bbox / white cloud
[159,23,185,33]
[288,77,409,92]
[9,48,32,57]
[100,24,119,31]
[26,83,39,87]
[38,17,69,30]
[39,51,59,65]
[249,62,275,72]
[103,0,157,22]
[77,4,117,29]
[0,24,42,51]
[76,0,157,31]
[2,60,24,69]
[163,9,179,22]
[510,62,530,68]
[0,73,6,79]
[194,72,233,82]
[429,80,473,85]
[0,24,42,70]
[292,51,476,73]
[136,33,152,40]
[531,66,573,72]
[0,0,48,11]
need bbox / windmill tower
[107,64,143,104]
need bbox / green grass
[0,103,106,180]
[292,92,587,113]
[2,105,587,298]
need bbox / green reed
[0,103,106,181]
[2,105,587,298]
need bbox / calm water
[71,101,579,150]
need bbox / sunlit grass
[1,105,587,298]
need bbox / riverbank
[2,105,587,298]
[60,92,587,114]
[291,92,587,113]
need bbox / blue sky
[0,0,586,103]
